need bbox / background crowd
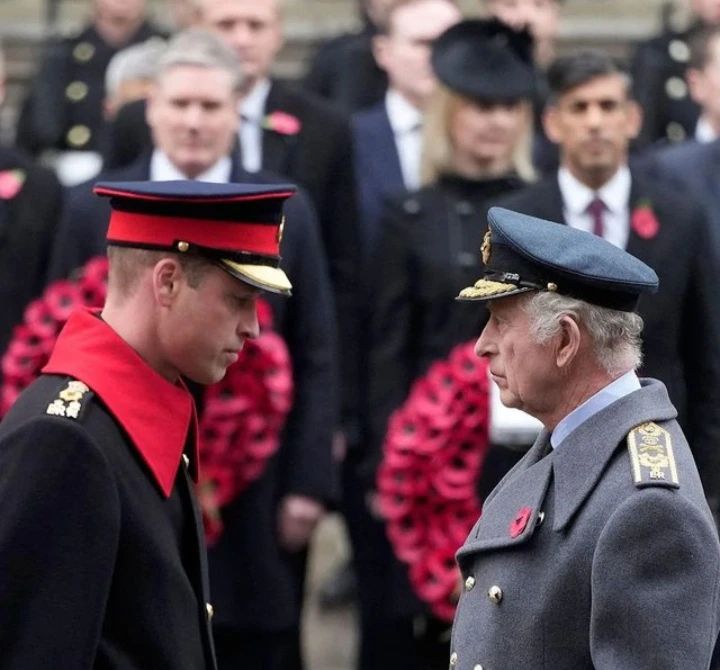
[1,0,720,668]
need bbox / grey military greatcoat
[451,379,720,669]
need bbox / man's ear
[372,34,389,71]
[542,104,562,145]
[153,257,183,307]
[555,314,581,369]
[624,99,643,141]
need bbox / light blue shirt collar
[550,370,641,449]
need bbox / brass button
[449,652,458,667]
[473,665,484,670]
[182,454,190,467]
[488,585,503,604]
[66,80,88,102]
[177,240,190,252]
[206,602,214,619]
[73,41,95,62]
[666,121,686,143]
[464,575,476,591]
[537,511,545,526]
[668,39,690,63]
[665,76,687,100]
[66,124,91,148]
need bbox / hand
[277,494,325,552]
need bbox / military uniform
[0,309,216,669]
[631,24,700,146]
[451,381,720,669]
[450,207,720,669]
[16,21,163,157]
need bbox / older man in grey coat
[450,207,720,669]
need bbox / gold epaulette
[627,422,680,489]
[46,380,93,420]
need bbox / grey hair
[105,37,167,97]
[155,28,245,92]
[523,291,644,375]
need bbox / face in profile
[448,96,529,176]
[160,264,260,385]
[544,73,641,187]
[146,64,239,178]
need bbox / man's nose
[239,306,260,340]
[474,326,495,358]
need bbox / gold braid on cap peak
[458,279,519,299]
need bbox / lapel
[625,170,650,258]
[261,80,300,176]
[535,176,567,223]
[369,104,404,190]
[551,379,677,530]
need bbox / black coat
[46,154,339,631]
[498,170,720,500]
[0,372,215,669]
[367,174,525,471]
[0,147,62,361]
[16,22,164,155]
[631,24,701,147]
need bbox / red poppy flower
[0,169,26,199]
[263,111,302,136]
[631,203,660,240]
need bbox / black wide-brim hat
[431,18,536,102]
[94,180,296,295]
[457,207,659,312]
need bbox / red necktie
[586,197,606,238]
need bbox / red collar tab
[43,309,198,498]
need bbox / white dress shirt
[238,78,272,173]
[149,149,232,183]
[694,115,719,143]
[558,165,632,250]
[385,89,423,190]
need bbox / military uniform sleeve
[0,417,121,668]
[591,488,720,668]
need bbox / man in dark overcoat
[449,205,720,669]
[46,29,339,670]
[0,175,300,668]
[498,50,720,514]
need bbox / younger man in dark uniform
[0,179,295,669]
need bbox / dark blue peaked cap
[457,207,659,311]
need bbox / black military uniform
[16,20,163,157]
[631,22,700,146]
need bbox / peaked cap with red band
[94,180,296,295]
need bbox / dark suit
[352,100,406,257]
[498,170,720,503]
[46,154,339,667]
[0,147,62,363]
[303,29,388,114]
[16,21,163,156]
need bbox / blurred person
[103,37,167,120]
[685,23,720,140]
[0,177,301,669]
[631,0,720,146]
[499,50,720,514]
[303,0,395,113]
[352,0,462,252]
[15,0,165,185]
[46,29,338,670]
[0,43,63,373]
[450,206,720,669]
[364,19,536,670]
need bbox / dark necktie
[586,197,606,238]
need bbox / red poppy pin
[509,506,533,538]
[0,169,26,200]
[631,201,660,240]
[262,111,302,136]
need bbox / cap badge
[481,230,492,265]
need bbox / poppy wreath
[376,340,490,621]
[0,255,293,545]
